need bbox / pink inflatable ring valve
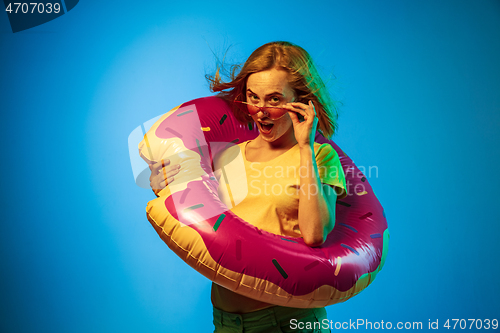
[139,96,389,308]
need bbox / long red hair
[206,41,339,138]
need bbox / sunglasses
[232,100,290,120]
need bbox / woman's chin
[256,123,275,141]
[256,122,295,146]
[259,134,273,142]
[259,129,277,142]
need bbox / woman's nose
[256,108,270,118]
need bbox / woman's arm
[287,100,338,247]
[298,146,337,247]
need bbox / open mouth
[258,121,274,134]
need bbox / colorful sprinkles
[177,110,193,117]
[219,114,227,125]
[196,138,203,157]
[280,238,298,243]
[272,259,288,279]
[304,260,320,271]
[359,212,373,220]
[224,138,239,149]
[183,203,204,212]
[339,223,358,233]
[165,127,182,138]
[341,244,360,256]
[213,214,226,232]
[179,188,190,204]
[334,257,342,276]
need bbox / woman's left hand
[286,100,318,148]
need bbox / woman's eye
[270,97,281,103]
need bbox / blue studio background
[1,1,499,332]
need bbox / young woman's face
[246,68,296,144]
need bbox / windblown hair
[206,41,339,138]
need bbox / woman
[150,41,346,333]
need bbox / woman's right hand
[149,159,181,197]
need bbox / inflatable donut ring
[139,96,389,308]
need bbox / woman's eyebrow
[246,89,284,97]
